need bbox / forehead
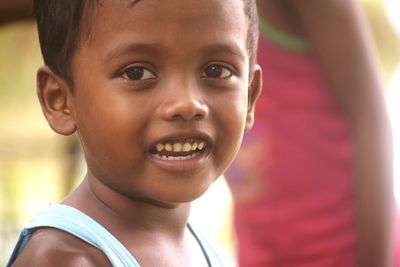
[78,0,248,59]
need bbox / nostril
[187,100,209,120]
[159,98,209,121]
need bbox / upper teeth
[155,141,205,152]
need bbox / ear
[244,64,262,132]
[37,66,77,135]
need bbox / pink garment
[226,37,358,266]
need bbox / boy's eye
[201,64,233,79]
[122,66,156,81]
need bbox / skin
[12,0,262,266]
[257,0,393,266]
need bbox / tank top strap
[8,204,226,267]
[187,223,227,267]
[25,204,140,267]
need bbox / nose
[157,84,209,122]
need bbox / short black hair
[33,0,258,86]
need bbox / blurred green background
[0,0,400,265]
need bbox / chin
[163,185,212,205]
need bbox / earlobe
[244,64,262,132]
[37,66,77,135]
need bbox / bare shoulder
[12,227,111,267]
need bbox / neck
[63,175,192,241]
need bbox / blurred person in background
[225,0,396,266]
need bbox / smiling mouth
[149,138,208,161]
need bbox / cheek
[214,90,248,169]
[226,102,247,155]
[73,92,144,166]
[223,89,248,133]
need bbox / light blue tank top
[7,204,226,267]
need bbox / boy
[7,0,261,266]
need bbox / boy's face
[60,0,260,204]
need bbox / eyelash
[121,66,156,81]
[120,63,236,82]
[200,64,234,79]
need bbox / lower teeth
[153,151,201,161]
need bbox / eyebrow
[200,43,246,61]
[127,0,142,6]
[105,42,246,62]
[105,43,162,62]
